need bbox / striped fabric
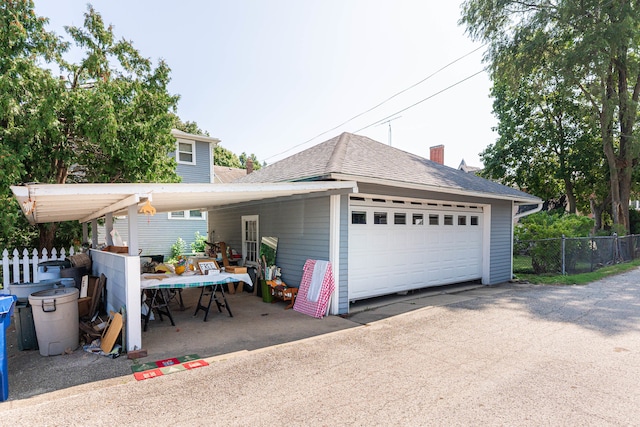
[293,259,335,318]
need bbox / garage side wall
[488,199,513,284]
[208,195,348,310]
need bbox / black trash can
[13,302,38,351]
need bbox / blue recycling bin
[0,295,17,401]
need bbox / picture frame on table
[198,260,220,275]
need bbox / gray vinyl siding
[107,140,213,259]
[488,199,514,284]
[173,140,212,183]
[112,214,207,261]
[208,195,332,299]
[338,193,349,314]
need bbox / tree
[172,115,210,136]
[482,72,606,218]
[239,152,262,171]
[172,116,263,170]
[0,0,61,248]
[1,3,180,249]
[214,145,242,168]
[461,0,640,233]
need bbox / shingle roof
[213,165,247,183]
[237,132,539,202]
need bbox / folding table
[140,272,253,328]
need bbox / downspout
[513,202,543,221]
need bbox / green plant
[170,237,187,260]
[191,231,207,253]
[515,212,594,274]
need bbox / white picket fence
[1,247,76,288]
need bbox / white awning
[11,181,359,224]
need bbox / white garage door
[348,197,483,301]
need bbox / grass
[515,258,640,285]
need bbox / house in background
[108,129,220,260]
[210,132,541,312]
[213,165,249,183]
[458,159,482,174]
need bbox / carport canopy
[11,181,358,225]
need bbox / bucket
[28,288,79,356]
[261,280,273,303]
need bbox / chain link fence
[514,234,640,275]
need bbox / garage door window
[413,213,424,225]
[429,214,439,225]
[394,213,406,225]
[374,212,387,224]
[444,215,453,225]
[458,215,467,226]
[352,211,366,224]
[471,216,479,226]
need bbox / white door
[348,197,483,301]
[241,215,259,266]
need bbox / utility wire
[264,44,487,161]
[355,69,486,133]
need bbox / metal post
[561,235,566,275]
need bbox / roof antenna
[377,116,402,146]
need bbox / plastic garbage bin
[29,288,79,356]
[0,294,17,401]
[37,260,71,281]
[9,279,60,303]
[13,302,38,351]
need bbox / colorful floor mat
[132,354,209,381]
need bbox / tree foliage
[461,0,640,233]
[1,3,180,249]
[514,211,595,273]
[172,115,262,171]
[482,73,606,218]
[214,145,242,168]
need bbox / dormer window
[177,139,196,165]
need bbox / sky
[34,1,495,169]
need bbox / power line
[354,69,486,133]
[264,44,487,162]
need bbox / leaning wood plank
[100,312,123,353]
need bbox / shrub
[191,231,207,253]
[515,212,594,274]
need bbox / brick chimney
[246,158,254,174]
[430,145,444,165]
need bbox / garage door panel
[349,201,483,301]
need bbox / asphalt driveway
[1,269,639,425]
